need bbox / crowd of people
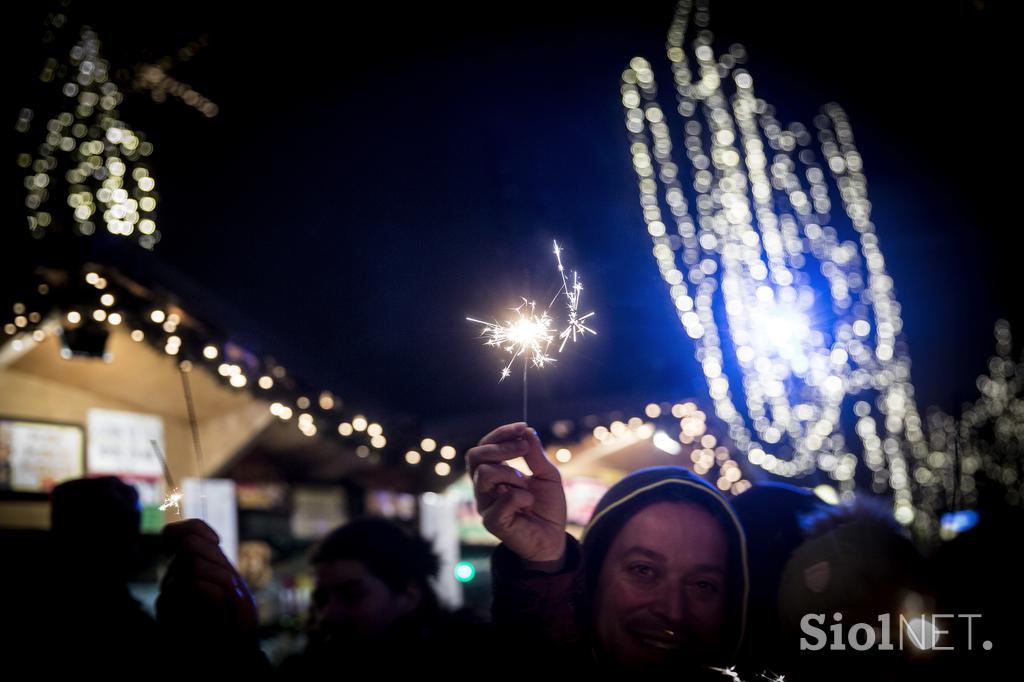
[3,421,1020,679]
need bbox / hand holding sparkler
[157,519,257,634]
[466,422,567,564]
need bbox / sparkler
[151,439,183,516]
[467,241,595,421]
[707,666,786,682]
[551,241,596,352]
[179,364,208,521]
[467,299,555,421]
[159,488,184,514]
[466,298,556,382]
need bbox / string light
[621,0,933,531]
[18,28,160,248]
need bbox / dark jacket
[492,466,750,678]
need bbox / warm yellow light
[367,423,383,437]
[203,345,219,359]
[421,438,437,452]
[352,416,368,432]
[338,422,353,436]
[440,445,456,460]
[405,450,421,464]
[67,311,82,324]
[258,376,273,389]
[150,310,165,323]
[435,462,451,476]
[555,448,572,463]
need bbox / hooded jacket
[493,466,749,676]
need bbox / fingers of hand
[473,463,526,511]
[481,487,535,536]
[477,422,529,447]
[466,438,529,476]
[520,428,560,481]
[162,519,220,552]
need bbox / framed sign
[0,418,85,493]
[86,408,165,478]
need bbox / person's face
[311,559,419,641]
[593,501,729,669]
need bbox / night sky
[3,0,1020,441]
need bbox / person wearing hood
[467,422,749,678]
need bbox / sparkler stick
[179,364,207,521]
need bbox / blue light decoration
[620,0,950,538]
[939,510,979,538]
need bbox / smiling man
[468,423,749,676]
[590,500,731,667]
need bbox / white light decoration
[622,0,941,534]
[928,321,1024,510]
[18,28,160,249]
[653,431,682,455]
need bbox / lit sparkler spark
[159,488,183,514]
[551,241,596,352]
[151,439,183,517]
[467,298,556,381]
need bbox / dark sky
[4,0,1020,438]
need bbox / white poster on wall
[182,477,238,566]
[87,408,165,477]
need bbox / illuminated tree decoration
[621,0,944,536]
[16,28,160,249]
[929,320,1024,518]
